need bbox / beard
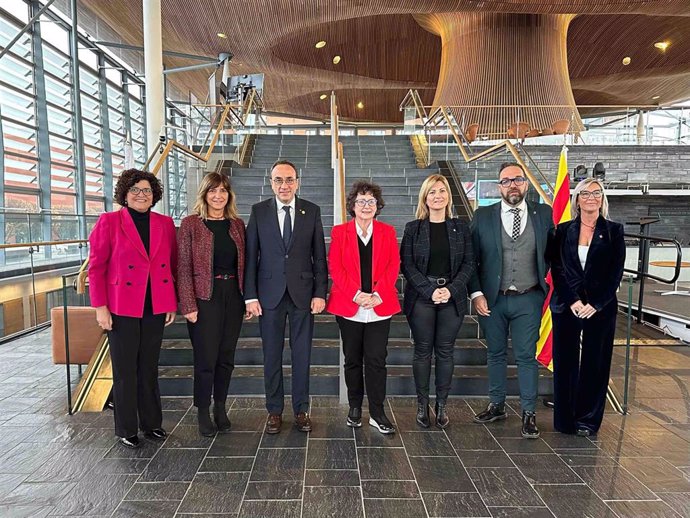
[501,189,525,206]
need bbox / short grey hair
[570,178,609,220]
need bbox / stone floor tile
[534,484,616,518]
[208,431,262,457]
[304,469,360,487]
[178,472,249,514]
[357,448,413,480]
[139,448,206,482]
[409,456,475,492]
[363,498,427,518]
[571,465,658,500]
[50,473,138,516]
[605,499,681,518]
[306,438,357,470]
[510,453,582,484]
[422,492,491,517]
[467,467,543,507]
[361,480,419,499]
[302,486,364,518]
[400,430,457,456]
[249,448,305,481]
[238,499,300,518]
[244,480,302,499]
[124,481,189,501]
[111,500,179,517]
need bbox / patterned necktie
[510,207,521,240]
[282,206,292,247]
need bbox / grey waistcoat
[500,217,538,292]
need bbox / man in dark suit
[469,163,553,438]
[245,160,328,434]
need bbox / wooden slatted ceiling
[77,1,690,122]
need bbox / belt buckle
[436,278,447,287]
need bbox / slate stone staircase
[159,134,553,398]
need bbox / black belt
[427,275,449,287]
[499,285,539,296]
[214,274,236,280]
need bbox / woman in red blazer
[326,180,401,434]
[177,172,247,437]
[89,169,177,449]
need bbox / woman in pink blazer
[89,169,177,449]
[326,180,401,434]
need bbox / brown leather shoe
[265,413,282,434]
[294,412,312,432]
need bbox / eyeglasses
[579,190,603,200]
[129,186,153,196]
[354,199,377,207]
[498,177,527,188]
[272,178,297,186]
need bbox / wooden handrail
[0,238,88,250]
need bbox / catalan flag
[536,146,571,370]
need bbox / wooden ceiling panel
[77,1,690,122]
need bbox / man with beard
[469,163,553,438]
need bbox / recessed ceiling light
[217,33,227,39]
[356,101,364,109]
[332,55,341,65]
[652,95,660,100]
[654,41,669,51]
[622,56,631,65]
[319,94,328,100]
[315,40,326,49]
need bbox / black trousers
[336,316,391,417]
[108,311,165,438]
[259,291,313,415]
[552,300,618,434]
[407,299,464,403]
[188,278,245,408]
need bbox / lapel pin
[599,234,603,238]
[300,209,305,215]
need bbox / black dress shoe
[119,435,140,449]
[521,411,540,439]
[214,401,232,433]
[369,414,395,435]
[143,428,168,440]
[198,406,217,437]
[347,407,362,428]
[416,403,430,428]
[576,427,592,437]
[435,401,449,429]
[473,403,507,423]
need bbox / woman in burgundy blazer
[326,180,401,434]
[89,169,177,449]
[177,172,247,437]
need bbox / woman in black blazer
[548,178,625,436]
[401,174,475,428]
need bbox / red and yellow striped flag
[536,146,571,370]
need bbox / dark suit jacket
[400,217,475,316]
[469,201,554,307]
[244,196,328,310]
[547,216,626,313]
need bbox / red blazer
[89,208,178,318]
[326,219,401,318]
[176,215,246,315]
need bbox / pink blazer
[89,208,178,318]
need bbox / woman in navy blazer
[401,174,475,429]
[548,178,625,436]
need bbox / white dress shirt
[345,222,389,323]
[276,196,296,234]
[470,199,529,300]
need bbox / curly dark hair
[114,169,163,207]
[346,180,385,218]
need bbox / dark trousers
[336,316,391,417]
[479,290,543,412]
[259,291,313,415]
[407,299,464,403]
[188,278,245,408]
[552,301,617,434]
[108,312,165,438]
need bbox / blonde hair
[193,172,239,220]
[570,177,609,220]
[415,174,454,220]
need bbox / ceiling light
[332,55,341,65]
[315,40,326,49]
[319,94,328,100]
[654,41,669,51]
[652,95,660,100]
[356,101,364,109]
[217,33,227,39]
[622,56,631,65]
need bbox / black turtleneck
[127,206,150,254]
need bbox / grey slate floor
[0,328,689,517]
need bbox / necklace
[581,220,596,230]
[207,215,225,220]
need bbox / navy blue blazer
[244,196,328,310]
[547,216,626,313]
[400,217,475,316]
[469,201,554,307]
